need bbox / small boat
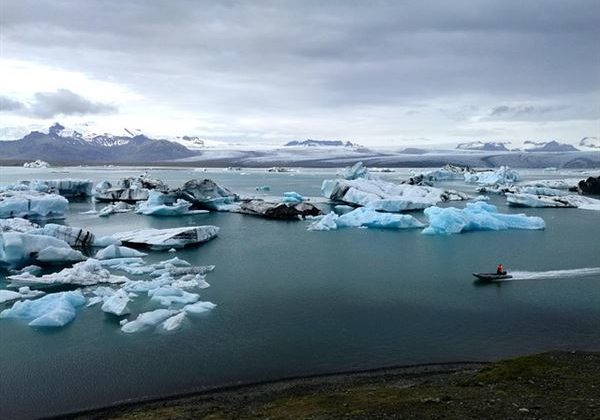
[472,272,512,281]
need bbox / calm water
[1,166,599,419]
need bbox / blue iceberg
[0,290,86,327]
[422,201,545,235]
[309,208,425,231]
[281,191,305,204]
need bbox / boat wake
[503,267,600,281]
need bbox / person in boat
[496,264,506,275]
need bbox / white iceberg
[309,208,424,231]
[98,202,135,217]
[113,226,219,249]
[336,162,370,180]
[0,290,86,327]
[421,165,468,182]
[23,160,50,168]
[464,166,520,185]
[120,308,178,333]
[518,187,568,197]
[0,191,68,219]
[95,244,147,260]
[184,301,217,314]
[506,193,600,210]
[7,179,94,197]
[0,233,85,268]
[422,202,545,235]
[521,179,581,190]
[322,177,461,212]
[148,286,200,307]
[0,217,38,233]
[101,289,130,316]
[7,259,128,287]
[0,286,45,303]
[161,311,187,331]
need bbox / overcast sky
[0,0,598,146]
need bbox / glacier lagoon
[1,166,600,419]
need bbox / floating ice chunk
[422,202,545,235]
[474,195,490,201]
[518,187,568,197]
[464,166,520,185]
[120,308,178,333]
[0,288,44,304]
[421,165,467,182]
[0,233,85,268]
[521,179,580,190]
[161,312,186,331]
[23,160,50,168]
[238,199,321,219]
[94,174,167,202]
[113,226,219,249]
[101,289,130,316]
[98,202,135,217]
[322,178,455,211]
[136,190,195,216]
[308,212,340,231]
[31,224,96,247]
[7,259,128,287]
[93,236,122,247]
[11,179,94,197]
[0,191,68,219]
[0,218,38,233]
[176,179,238,210]
[86,296,103,307]
[309,208,424,231]
[255,185,271,192]
[0,290,85,327]
[281,191,304,204]
[168,248,176,253]
[184,301,217,314]
[506,193,600,210]
[148,286,200,307]
[18,265,43,276]
[337,162,369,180]
[95,245,147,260]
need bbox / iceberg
[23,160,50,168]
[337,162,370,180]
[518,187,568,197]
[322,177,462,212]
[255,185,271,192]
[521,179,580,190]
[0,287,45,303]
[0,290,86,328]
[238,199,321,220]
[6,179,94,197]
[101,289,130,316]
[113,225,219,249]
[309,208,424,231]
[98,202,135,217]
[174,179,238,210]
[136,190,203,216]
[94,174,167,202]
[281,191,305,204]
[95,244,147,260]
[422,202,545,235]
[464,166,520,185]
[120,308,178,333]
[7,259,128,287]
[0,217,38,233]
[333,204,355,214]
[161,312,187,331]
[184,301,217,314]
[506,193,600,210]
[421,165,468,182]
[148,286,200,307]
[0,232,85,268]
[31,224,96,247]
[0,191,69,219]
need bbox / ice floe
[0,191,69,219]
[281,191,305,204]
[238,199,321,219]
[101,289,130,316]
[173,179,238,210]
[120,308,178,333]
[422,202,545,235]
[0,290,86,327]
[95,244,147,260]
[0,287,45,303]
[0,233,85,268]
[506,193,600,210]
[23,160,50,168]
[98,202,135,217]
[113,226,219,249]
[94,174,167,202]
[7,259,128,287]
[0,217,38,233]
[136,190,207,216]
[464,166,520,185]
[309,208,424,231]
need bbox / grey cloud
[29,89,117,118]
[0,96,25,112]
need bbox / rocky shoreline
[59,351,600,419]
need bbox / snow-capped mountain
[456,141,510,151]
[522,140,579,152]
[580,137,599,149]
[0,123,198,163]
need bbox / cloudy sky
[0,0,598,146]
